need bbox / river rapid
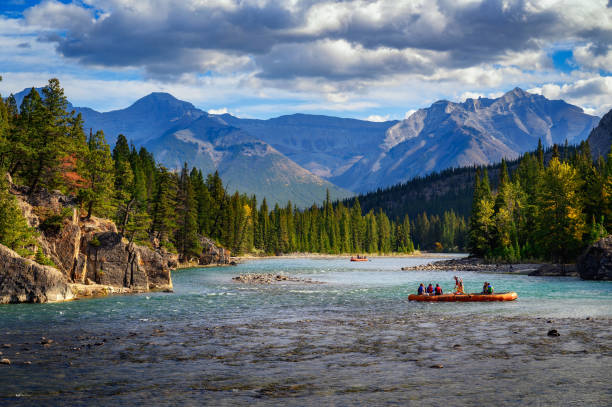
[1,256,611,406]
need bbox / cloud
[528,76,612,116]
[365,114,390,122]
[207,107,229,115]
[18,0,612,82]
[2,0,612,118]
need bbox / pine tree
[112,135,136,234]
[350,199,365,252]
[79,130,114,219]
[0,174,37,256]
[468,169,494,256]
[175,164,201,261]
[365,210,378,253]
[376,208,391,253]
[150,167,177,251]
[395,214,414,252]
[26,79,84,194]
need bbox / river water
[1,257,611,406]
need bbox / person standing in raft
[435,284,443,295]
[418,283,425,295]
[454,276,465,294]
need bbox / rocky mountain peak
[129,92,198,112]
[587,108,612,158]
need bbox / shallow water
[1,256,611,406]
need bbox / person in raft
[418,283,426,295]
[435,284,443,295]
[482,282,495,294]
[427,284,434,295]
[454,276,465,294]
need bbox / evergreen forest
[0,78,607,264]
[0,79,431,260]
[468,142,609,263]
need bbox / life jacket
[435,286,442,295]
[418,286,424,295]
[427,285,433,293]
[487,285,494,294]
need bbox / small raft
[408,292,518,302]
[350,257,368,262]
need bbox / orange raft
[350,256,368,262]
[408,292,518,302]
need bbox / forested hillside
[0,79,422,259]
[468,139,610,263]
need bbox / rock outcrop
[2,183,176,303]
[85,232,149,291]
[528,264,578,277]
[200,237,232,265]
[135,246,175,291]
[0,244,74,304]
[577,236,612,280]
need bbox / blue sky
[1,0,611,119]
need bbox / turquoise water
[1,256,611,405]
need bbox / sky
[0,0,611,120]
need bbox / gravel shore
[401,257,540,274]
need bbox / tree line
[469,140,608,263]
[0,79,471,261]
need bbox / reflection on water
[1,257,611,406]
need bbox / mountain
[10,88,352,207]
[12,89,205,146]
[146,113,351,206]
[333,88,599,192]
[10,86,600,201]
[219,113,398,179]
[76,92,206,146]
[587,109,612,159]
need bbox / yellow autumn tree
[536,157,586,263]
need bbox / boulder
[86,232,149,292]
[577,236,612,281]
[135,246,174,291]
[200,237,231,265]
[0,244,74,304]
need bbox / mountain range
[11,87,600,206]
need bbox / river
[1,256,611,406]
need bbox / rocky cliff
[0,183,178,303]
[577,236,612,281]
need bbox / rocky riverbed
[1,311,610,406]
[232,273,323,284]
[401,257,540,274]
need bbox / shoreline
[401,256,544,275]
[235,252,466,261]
